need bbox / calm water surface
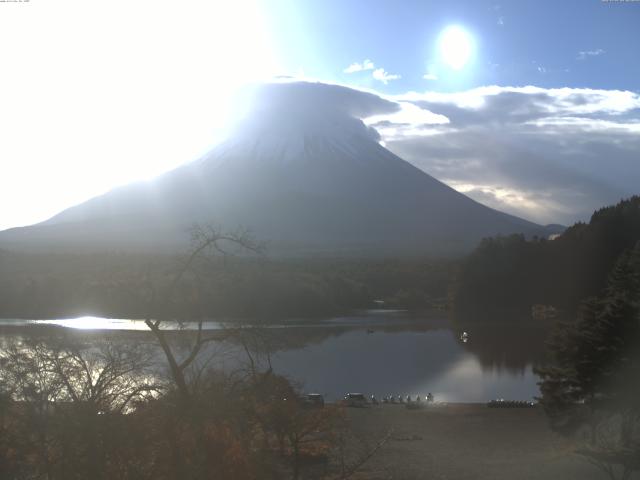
[0,312,546,402]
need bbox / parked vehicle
[487,399,535,408]
[344,393,367,407]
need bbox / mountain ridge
[0,82,561,256]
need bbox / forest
[452,196,640,321]
[1,199,639,479]
[0,249,453,320]
[0,228,394,480]
[3,196,640,325]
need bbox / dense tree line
[0,250,453,320]
[536,242,640,480]
[0,331,376,480]
[0,227,390,479]
[453,196,640,320]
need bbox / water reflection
[40,316,151,330]
[0,312,548,403]
[268,327,542,402]
[0,317,147,330]
[456,325,549,374]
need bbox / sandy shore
[345,403,621,480]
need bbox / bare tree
[1,335,160,411]
[143,224,263,401]
[0,332,162,479]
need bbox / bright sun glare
[0,0,279,231]
[439,26,473,70]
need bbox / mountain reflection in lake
[267,326,545,402]
[0,313,547,402]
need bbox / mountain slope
[0,82,556,256]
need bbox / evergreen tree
[454,196,640,319]
[536,242,640,480]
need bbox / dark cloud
[385,126,636,224]
[380,87,640,224]
[241,81,640,225]
[407,89,640,128]
[409,91,555,127]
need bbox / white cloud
[372,68,401,84]
[399,86,640,116]
[3,38,639,232]
[497,16,504,26]
[344,61,401,84]
[577,49,605,60]
[221,80,640,225]
[372,85,640,224]
[423,73,438,81]
[365,102,448,139]
[343,59,375,73]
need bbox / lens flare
[439,26,473,70]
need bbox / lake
[0,311,547,402]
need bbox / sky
[1,0,639,230]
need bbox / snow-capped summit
[0,81,555,256]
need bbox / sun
[439,26,473,70]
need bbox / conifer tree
[536,242,640,480]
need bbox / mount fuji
[0,82,558,256]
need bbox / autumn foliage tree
[0,226,387,479]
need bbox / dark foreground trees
[0,333,160,479]
[0,331,386,480]
[0,226,387,479]
[536,242,640,480]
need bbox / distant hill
[0,82,558,257]
[453,196,640,319]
